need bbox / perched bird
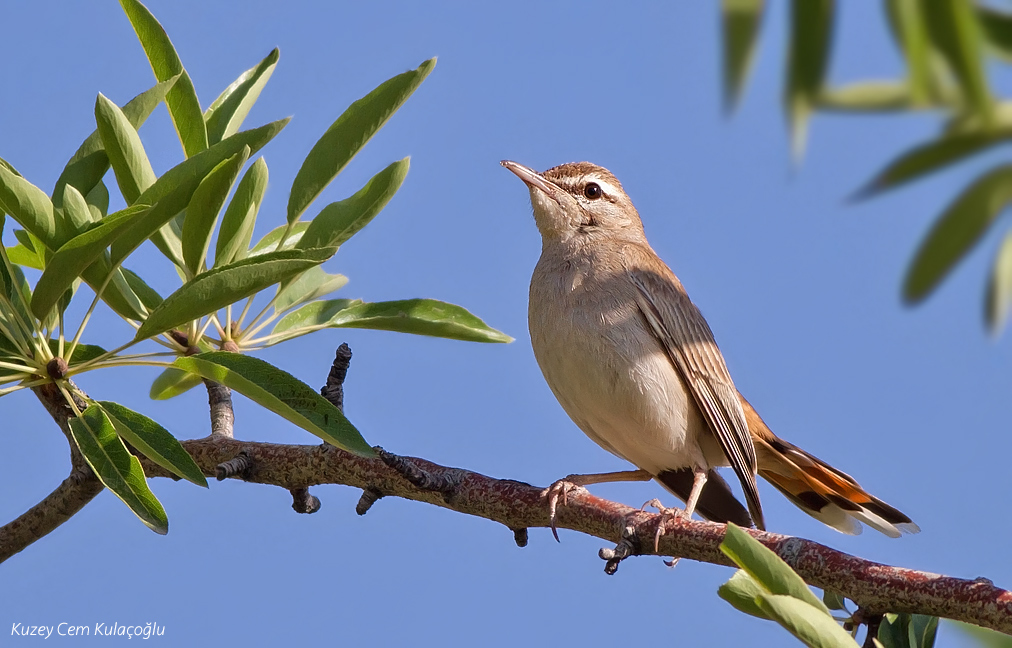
[502,159,919,540]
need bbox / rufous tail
[742,397,919,538]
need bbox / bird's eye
[583,183,602,200]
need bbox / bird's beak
[501,160,564,205]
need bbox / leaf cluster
[718,525,940,648]
[0,0,509,533]
[722,0,1012,334]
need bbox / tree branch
[4,355,1009,636]
[136,438,1012,634]
[0,383,102,563]
[0,467,103,563]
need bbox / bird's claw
[543,479,586,542]
[641,498,689,554]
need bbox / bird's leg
[643,467,708,553]
[544,469,652,541]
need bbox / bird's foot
[542,478,588,542]
[641,498,688,559]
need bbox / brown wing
[629,269,764,529]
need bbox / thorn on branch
[512,527,528,548]
[321,343,352,412]
[599,526,641,575]
[290,488,321,514]
[216,450,253,481]
[356,487,384,515]
[375,447,462,495]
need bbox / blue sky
[1,2,1008,646]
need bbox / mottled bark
[3,360,1008,635]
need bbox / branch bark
[0,383,102,562]
[3,360,1009,636]
[135,437,1011,634]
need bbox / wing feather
[629,269,765,529]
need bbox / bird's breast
[528,252,713,474]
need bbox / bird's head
[501,160,644,244]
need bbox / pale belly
[529,268,727,475]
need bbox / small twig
[321,343,352,411]
[290,487,321,514]
[376,446,462,494]
[356,487,385,515]
[215,450,253,480]
[308,343,355,510]
[852,608,884,648]
[599,526,641,575]
[203,379,234,439]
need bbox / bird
[501,159,919,542]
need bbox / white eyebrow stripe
[587,176,622,197]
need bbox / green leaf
[7,194,152,320]
[84,262,148,320]
[135,247,336,340]
[181,146,249,274]
[754,594,859,648]
[0,251,33,325]
[879,613,911,648]
[53,76,177,208]
[720,524,831,615]
[172,352,374,455]
[249,221,309,256]
[31,205,150,321]
[119,0,208,157]
[112,118,288,265]
[99,400,207,487]
[95,93,157,205]
[85,181,110,221]
[149,367,203,400]
[6,228,45,270]
[855,130,1012,199]
[0,156,21,177]
[274,267,348,314]
[922,0,992,121]
[55,339,107,366]
[907,615,938,648]
[297,158,409,250]
[817,83,911,112]
[61,185,94,237]
[68,404,168,534]
[121,268,163,310]
[205,48,279,145]
[267,298,359,342]
[722,0,765,112]
[271,298,512,344]
[287,58,434,224]
[5,244,43,270]
[215,157,268,266]
[978,7,1012,62]
[717,570,772,620]
[12,229,36,253]
[903,165,1012,303]
[784,0,834,158]
[0,165,57,247]
[951,621,1012,648]
[885,0,933,105]
[985,231,1012,336]
[822,589,848,612]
